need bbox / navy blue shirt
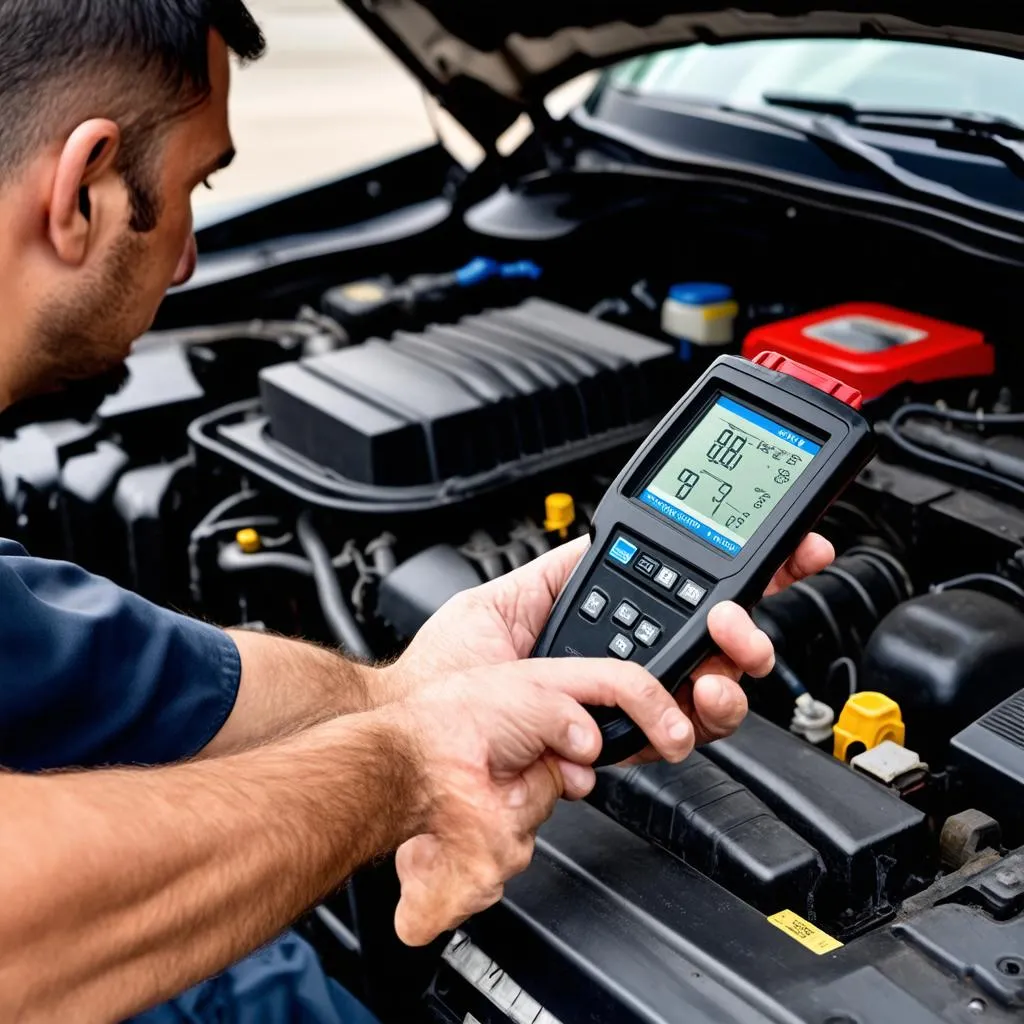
[0,538,241,771]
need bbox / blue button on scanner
[608,536,638,566]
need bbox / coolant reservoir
[661,282,738,354]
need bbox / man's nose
[172,234,198,287]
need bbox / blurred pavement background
[195,0,596,212]
[193,0,438,209]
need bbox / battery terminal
[833,691,905,761]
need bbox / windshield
[604,39,1024,122]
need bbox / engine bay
[3,173,1024,1019]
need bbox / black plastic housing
[531,353,877,764]
[591,755,825,917]
[862,590,1024,761]
[705,713,928,928]
[952,687,1024,844]
[376,544,483,638]
[453,799,1024,1024]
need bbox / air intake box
[259,299,675,487]
[952,688,1024,843]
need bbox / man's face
[29,32,235,394]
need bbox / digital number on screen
[637,396,821,556]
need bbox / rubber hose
[755,548,910,672]
[217,546,312,577]
[296,513,373,661]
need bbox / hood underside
[341,2,1024,148]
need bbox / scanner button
[635,554,660,577]
[654,566,679,590]
[678,580,708,607]
[609,633,635,660]
[580,589,608,621]
[608,536,638,566]
[612,601,640,628]
[634,619,662,648]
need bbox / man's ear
[48,119,122,266]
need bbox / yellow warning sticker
[767,909,844,955]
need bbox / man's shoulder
[0,538,29,557]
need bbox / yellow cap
[544,493,576,538]
[236,528,262,555]
[833,691,905,761]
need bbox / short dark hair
[0,0,265,230]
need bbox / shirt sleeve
[0,538,241,772]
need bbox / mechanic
[0,2,835,1022]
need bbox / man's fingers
[549,755,597,800]
[626,667,749,757]
[509,534,591,599]
[689,672,749,744]
[517,687,604,766]
[763,532,835,597]
[477,536,591,655]
[503,756,564,833]
[488,535,590,608]
[527,658,694,764]
[706,601,775,678]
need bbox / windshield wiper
[685,98,1024,228]
[610,90,1024,230]
[763,93,1024,179]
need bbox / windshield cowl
[577,38,1024,232]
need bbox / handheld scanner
[531,351,875,765]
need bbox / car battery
[742,303,994,402]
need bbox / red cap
[752,350,863,410]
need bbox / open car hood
[340,2,1024,148]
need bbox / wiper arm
[763,94,1024,139]
[705,100,1024,227]
[763,93,1024,179]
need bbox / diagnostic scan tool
[532,351,875,764]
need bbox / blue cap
[499,260,543,281]
[668,282,733,306]
[455,257,500,287]
[455,257,543,287]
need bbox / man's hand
[382,532,834,752]
[388,656,693,946]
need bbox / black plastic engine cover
[258,300,674,487]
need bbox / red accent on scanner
[752,350,864,410]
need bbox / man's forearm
[203,628,389,757]
[0,707,421,1022]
